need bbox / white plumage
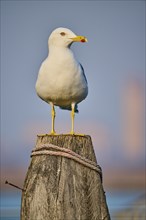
[36,27,88,134]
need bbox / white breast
[36,47,88,107]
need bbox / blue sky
[1,1,145,174]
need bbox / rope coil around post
[31,143,102,181]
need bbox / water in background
[1,191,21,220]
[106,190,145,219]
[0,190,144,220]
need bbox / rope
[31,143,102,180]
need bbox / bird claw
[62,132,85,136]
[37,131,58,137]
[72,133,85,137]
[37,134,48,137]
[49,131,58,135]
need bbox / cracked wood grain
[21,135,110,220]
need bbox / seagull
[35,27,88,135]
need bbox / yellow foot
[37,131,58,137]
[62,132,85,136]
[37,134,48,137]
[47,130,58,135]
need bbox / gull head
[48,27,88,48]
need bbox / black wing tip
[59,105,79,113]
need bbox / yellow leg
[37,103,58,136]
[42,102,56,135]
[50,103,57,135]
[69,103,84,136]
[70,103,75,135]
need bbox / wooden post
[21,135,110,220]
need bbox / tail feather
[59,104,79,113]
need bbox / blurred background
[1,0,145,219]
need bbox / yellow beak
[70,36,88,43]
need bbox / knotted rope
[31,143,102,181]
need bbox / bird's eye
[60,32,66,36]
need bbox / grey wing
[79,63,88,84]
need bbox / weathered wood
[21,135,110,220]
